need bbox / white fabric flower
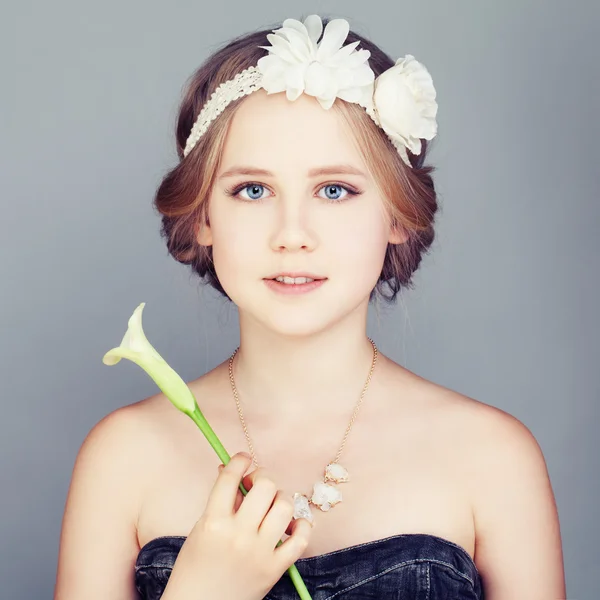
[256,14,374,110]
[371,54,438,164]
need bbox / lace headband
[183,14,438,167]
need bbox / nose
[268,194,318,253]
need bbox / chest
[135,400,476,560]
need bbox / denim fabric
[135,532,484,599]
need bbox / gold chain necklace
[227,338,378,524]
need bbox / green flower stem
[188,405,313,600]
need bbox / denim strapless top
[135,532,484,599]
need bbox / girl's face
[200,89,404,337]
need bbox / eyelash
[224,181,363,203]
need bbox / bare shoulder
[394,366,555,495]
[54,400,166,599]
[382,356,519,437]
[64,396,169,531]
[59,389,190,535]
[385,359,543,448]
[398,368,565,598]
[105,364,230,478]
[410,373,554,482]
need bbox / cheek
[208,207,265,285]
[328,211,390,281]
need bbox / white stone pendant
[293,492,314,523]
[310,481,343,511]
[324,462,349,483]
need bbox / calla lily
[102,302,313,600]
[102,302,230,464]
[103,303,196,415]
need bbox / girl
[54,14,566,600]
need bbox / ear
[388,223,409,245]
[195,218,213,246]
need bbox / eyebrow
[217,164,367,180]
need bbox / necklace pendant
[308,463,349,512]
[310,480,343,511]
[292,463,351,518]
[324,462,349,483]
[293,492,314,523]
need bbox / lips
[264,277,327,295]
[265,272,326,280]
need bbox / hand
[161,452,314,600]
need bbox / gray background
[2,1,598,598]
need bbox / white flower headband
[183,14,438,167]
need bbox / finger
[235,469,279,530]
[258,490,295,547]
[216,463,246,512]
[240,465,269,493]
[287,513,315,536]
[205,452,253,517]
[273,516,313,568]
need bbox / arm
[471,408,566,599]
[54,407,143,600]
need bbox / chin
[260,312,337,338]
[249,297,367,339]
[232,281,373,337]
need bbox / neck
[230,310,377,423]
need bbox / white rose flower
[371,54,438,165]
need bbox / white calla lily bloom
[102,302,198,416]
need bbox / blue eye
[318,184,349,202]
[226,182,361,203]
[234,183,271,201]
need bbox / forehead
[219,89,366,174]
